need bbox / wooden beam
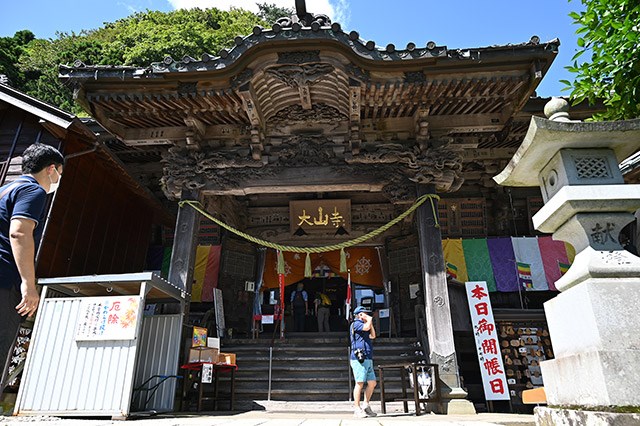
[168,188,200,298]
[122,124,246,145]
[461,147,517,160]
[359,112,509,138]
[416,183,473,413]
[200,166,387,196]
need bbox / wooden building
[0,82,172,279]
[57,5,604,411]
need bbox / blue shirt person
[0,143,64,395]
[349,306,377,418]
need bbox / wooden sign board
[289,199,351,234]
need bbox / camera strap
[350,322,357,354]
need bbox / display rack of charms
[497,321,554,407]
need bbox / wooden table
[377,362,441,415]
[180,362,237,411]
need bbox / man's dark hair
[21,143,65,174]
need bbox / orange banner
[262,248,383,288]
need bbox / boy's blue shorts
[350,359,376,382]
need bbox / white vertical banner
[465,281,510,401]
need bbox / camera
[354,348,366,363]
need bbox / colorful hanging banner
[201,245,221,302]
[465,281,510,401]
[462,238,498,292]
[442,239,469,283]
[487,238,519,292]
[192,245,222,302]
[262,248,383,289]
[511,237,548,291]
[558,261,571,275]
[517,262,534,289]
[537,236,569,292]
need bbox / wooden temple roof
[59,15,570,201]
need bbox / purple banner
[487,238,519,292]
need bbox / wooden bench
[377,362,441,415]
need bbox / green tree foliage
[10,8,265,114]
[257,3,294,25]
[565,0,640,120]
[0,30,36,87]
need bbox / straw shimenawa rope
[179,193,439,277]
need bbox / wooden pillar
[415,184,475,414]
[168,188,200,315]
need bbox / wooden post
[415,184,475,414]
[168,188,200,316]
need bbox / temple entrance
[260,277,387,336]
[258,247,386,337]
[284,276,349,333]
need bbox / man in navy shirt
[350,305,377,418]
[0,143,64,394]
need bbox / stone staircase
[217,332,425,402]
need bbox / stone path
[0,401,535,425]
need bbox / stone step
[228,344,424,353]
[233,354,423,363]
[216,336,424,403]
[223,336,419,346]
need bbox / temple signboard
[290,199,351,234]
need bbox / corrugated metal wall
[17,298,139,417]
[132,314,182,412]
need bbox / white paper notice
[76,296,141,341]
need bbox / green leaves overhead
[566,0,640,120]
[2,7,270,115]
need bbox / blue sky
[0,0,584,96]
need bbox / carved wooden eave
[59,23,559,200]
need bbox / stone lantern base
[540,278,640,407]
[535,407,640,426]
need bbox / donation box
[14,272,186,420]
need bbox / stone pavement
[0,401,535,425]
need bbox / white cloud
[166,0,351,25]
[333,0,350,27]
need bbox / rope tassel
[277,250,285,275]
[340,248,347,273]
[304,253,312,278]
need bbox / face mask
[47,169,61,194]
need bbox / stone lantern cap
[493,116,640,187]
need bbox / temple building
[53,4,608,412]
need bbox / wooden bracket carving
[349,78,362,155]
[414,105,430,151]
[299,85,312,110]
[239,83,265,129]
[184,116,206,149]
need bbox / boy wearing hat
[350,306,377,418]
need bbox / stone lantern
[494,98,640,424]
